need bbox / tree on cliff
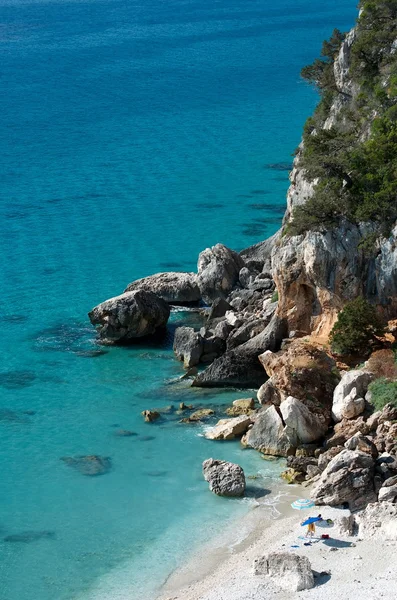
[330,297,384,356]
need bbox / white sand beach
[157,496,397,600]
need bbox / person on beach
[305,514,322,538]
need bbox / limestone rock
[202,458,245,497]
[207,297,234,320]
[225,398,255,416]
[344,432,378,459]
[318,446,344,471]
[311,449,376,511]
[192,315,287,388]
[173,327,203,367]
[204,415,252,440]
[186,408,214,422]
[332,370,373,422]
[356,501,397,539]
[253,552,314,591]
[245,405,296,457]
[325,416,369,448]
[141,410,160,423]
[378,476,397,503]
[61,455,112,476]
[197,243,245,304]
[124,272,200,304]
[240,230,281,274]
[280,396,329,444]
[88,290,170,343]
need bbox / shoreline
[156,493,397,600]
[156,485,309,599]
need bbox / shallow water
[0,0,357,598]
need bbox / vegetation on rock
[329,297,384,356]
[368,378,397,410]
[289,1,397,243]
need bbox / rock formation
[197,244,245,304]
[88,290,170,343]
[124,272,201,304]
[253,552,314,592]
[311,449,377,510]
[202,458,245,497]
[204,415,252,440]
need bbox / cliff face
[272,18,397,338]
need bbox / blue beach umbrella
[301,516,322,526]
[291,499,315,510]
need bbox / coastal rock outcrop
[204,415,252,440]
[311,449,376,510]
[253,552,314,592]
[244,405,296,456]
[197,243,245,304]
[88,290,170,343]
[124,272,201,304]
[332,370,373,422]
[202,458,245,497]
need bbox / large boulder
[88,290,170,343]
[253,552,314,592]
[202,458,245,497]
[192,315,287,388]
[244,405,296,456]
[245,395,328,458]
[124,272,201,304]
[204,415,252,440]
[325,416,369,448]
[332,370,373,422]
[173,327,203,367]
[311,449,376,511]
[355,501,397,539]
[197,244,245,304]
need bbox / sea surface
[0,1,356,598]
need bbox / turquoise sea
[0,1,357,598]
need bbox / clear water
[0,1,356,598]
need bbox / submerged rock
[202,458,245,497]
[181,408,215,422]
[124,272,201,304]
[253,552,314,591]
[60,455,112,476]
[88,290,170,344]
[4,531,56,543]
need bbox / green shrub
[368,377,397,411]
[329,297,384,356]
[271,290,279,303]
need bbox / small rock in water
[141,410,161,423]
[113,429,137,437]
[60,455,112,476]
[139,435,156,442]
[4,531,56,543]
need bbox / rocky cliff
[271,8,397,338]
